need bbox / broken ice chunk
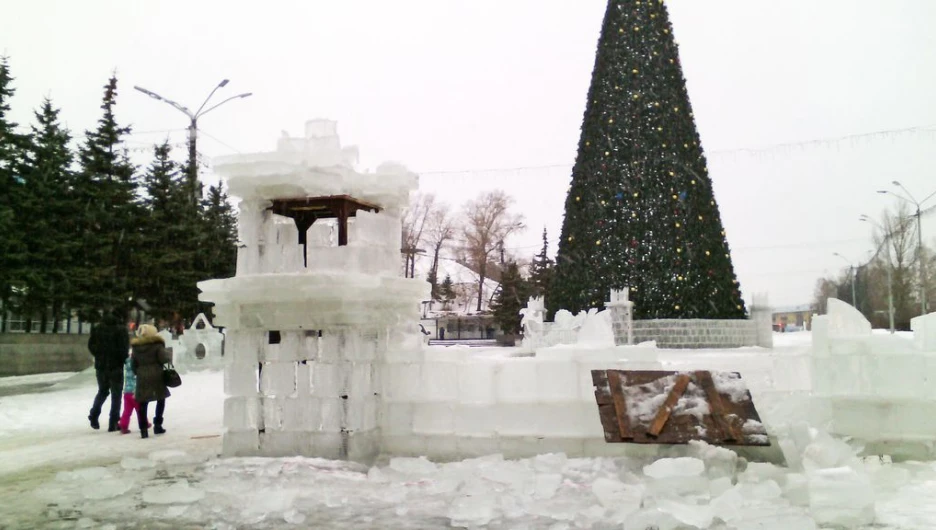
[643,457,705,479]
[808,466,875,527]
[388,456,438,475]
[448,492,498,527]
[591,477,642,511]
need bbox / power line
[416,123,936,176]
[731,237,869,253]
[198,129,242,154]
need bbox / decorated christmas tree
[549,0,746,320]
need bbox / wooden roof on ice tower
[269,195,381,248]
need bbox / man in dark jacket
[87,309,130,431]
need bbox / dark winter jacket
[131,335,172,403]
[88,315,130,371]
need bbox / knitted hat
[138,324,159,337]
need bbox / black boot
[88,414,100,430]
[107,418,119,432]
[153,418,165,435]
[140,428,149,439]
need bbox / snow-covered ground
[1,335,936,529]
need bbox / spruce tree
[440,274,456,308]
[73,76,139,320]
[138,142,201,321]
[19,98,78,331]
[198,182,238,293]
[491,262,532,335]
[0,57,27,329]
[549,0,746,320]
[529,227,555,298]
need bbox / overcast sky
[3,0,936,308]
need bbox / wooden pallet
[591,370,769,446]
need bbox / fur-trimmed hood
[131,334,165,347]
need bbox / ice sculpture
[199,120,429,461]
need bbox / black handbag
[163,363,182,388]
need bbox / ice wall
[811,299,936,459]
[377,344,810,462]
[222,329,389,460]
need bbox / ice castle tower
[199,119,428,461]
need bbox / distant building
[414,256,500,341]
[771,304,816,331]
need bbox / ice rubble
[19,431,897,529]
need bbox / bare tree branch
[460,190,524,311]
[401,193,436,278]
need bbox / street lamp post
[832,252,858,309]
[133,80,252,204]
[859,214,895,333]
[877,182,936,316]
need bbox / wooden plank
[589,369,769,446]
[647,374,691,437]
[592,370,612,405]
[695,370,741,442]
[606,370,633,440]
[597,403,622,442]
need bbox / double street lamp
[832,252,858,308]
[133,80,252,203]
[877,181,936,316]
[859,214,895,333]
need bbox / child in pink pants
[117,355,149,434]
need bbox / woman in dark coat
[131,324,172,439]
